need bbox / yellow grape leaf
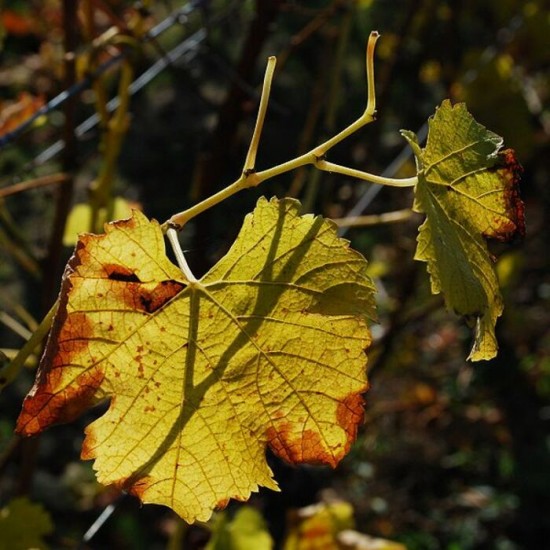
[206,506,273,550]
[0,497,53,550]
[63,196,137,246]
[17,197,375,523]
[284,499,406,550]
[284,500,354,550]
[402,100,524,361]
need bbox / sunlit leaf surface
[17,197,375,522]
[402,101,524,360]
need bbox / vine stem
[165,31,416,230]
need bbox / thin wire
[31,27,207,168]
[79,501,118,547]
[0,0,253,185]
[0,2,200,152]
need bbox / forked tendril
[163,31,416,232]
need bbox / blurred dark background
[1,1,549,548]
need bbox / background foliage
[1,0,549,548]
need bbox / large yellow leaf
[16,197,375,522]
[402,101,524,360]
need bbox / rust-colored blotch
[267,423,340,467]
[137,280,185,314]
[215,498,230,510]
[485,149,525,242]
[336,391,366,437]
[16,368,104,436]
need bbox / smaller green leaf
[0,497,53,550]
[402,100,525,360]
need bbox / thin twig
[0,301,58,394]
[0,312,33,340]
[0,173,68,199]
[334,209,415,228]
[42,0,79,306]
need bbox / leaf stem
[0,301,58,394]
[166,226,197,283]
[243,56,276,172]
[315,160,417,187]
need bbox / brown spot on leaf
[17,367,104,436]
[138,280,185,314]
[81,424,98,460]
[216,498,230,510]
[267,423,338,467]
[336,392,366,441]
[485,149,525,242]
[55,312,94,367]
[17,309,96,435]
[114,280,184,314]
[104,263,141,282]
